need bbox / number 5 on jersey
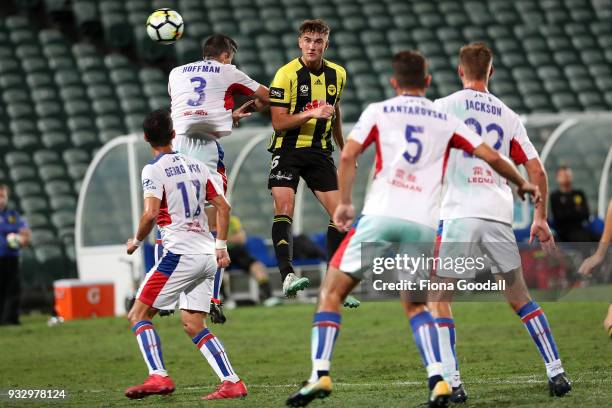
[403,125,423,163]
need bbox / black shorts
[267,148,338,192]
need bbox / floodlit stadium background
[0,0,610,312]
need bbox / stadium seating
[32,0,611,120]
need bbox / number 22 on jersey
[463,117,503,157]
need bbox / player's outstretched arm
[210,194,232,268]
[473,144,541,204]
[524,158,555,250]
[579,200,612,275]
[253,85,270,111]
[126,197,160,254]
[334,139,361,231]
[332,103,344,150]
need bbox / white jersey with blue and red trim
[348,95,483,229]
[168,59,260,149]
[141,152,223,254]
[434,89,538,224]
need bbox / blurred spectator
[227,216,281,306]
[0,184,31,325]
[550,166,599,242]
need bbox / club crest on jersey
[299,84,309,95]
[270,87,284,99]
[327,84,336,95]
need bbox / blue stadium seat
[245,235,277,267]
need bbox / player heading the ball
[166,34,270,323]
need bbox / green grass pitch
[0,301,610,407]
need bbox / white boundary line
[74,375,609,394]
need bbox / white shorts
[174,135,227,195]
[436,218,521,277]
[137,250,217,312]
[330,215,436,281]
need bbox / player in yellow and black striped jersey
[267,19,357,306]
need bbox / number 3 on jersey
[187,77,206,106]
[402,125,423,163]
[463,117,503,157]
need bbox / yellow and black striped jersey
[268,58,346,152]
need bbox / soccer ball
[6,232,20,249]
[146,8,184,45]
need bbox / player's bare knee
[508,299,530,313]
[127,308,149,326]
[402,301,427,318]
[319,269,349,303]
[318,286,344,311]
[126,310,136,326]
[272,189,295,217]
[318,286,334,306]
[429,299,453,318]
[427,301,443,317]
[180,309,206,337]
[182,321,199,337]
[275,200,294,217]
[181,318,204,337]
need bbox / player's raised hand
[334,203,355,232]
[578,253,605,276]
[126,239,139,255]
[517,181,541,204]
[232,100,255,127]
[216,248,231,268]
[529,218,556,254]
